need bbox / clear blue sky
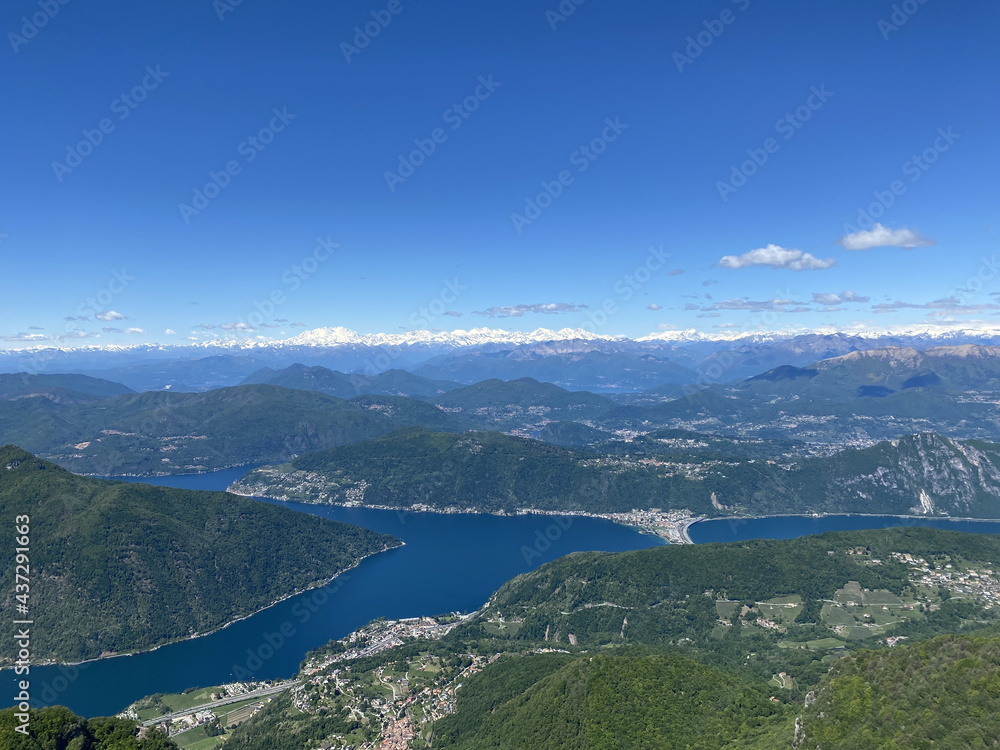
[1,0,997,347]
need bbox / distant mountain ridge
[234,428,1000,518]
[7,327,1000,391]
[242,364,460,399]
[0,372,134,403]
[0,384,465,475]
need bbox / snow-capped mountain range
[4,325,1000,392]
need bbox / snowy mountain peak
[281,326,621,348]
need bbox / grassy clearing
[821,603,856,628]
[715,600,739,620]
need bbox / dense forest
[238,427,1000,518]
[0,707,176,749]
[0,445,399,661]
[0,384,463,475]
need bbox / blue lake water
[10,469,663,717]
[11,468,1000,718]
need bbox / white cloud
[647,303,662,311]
[704,298,809,313]
[719,244,836,271]
[96,310,126,321]
[125,327,145,334]
[220,322,254,331]
[812,291,870,305]
[839,223,935,251]
[165,329,177,335]
[473,303,584,318]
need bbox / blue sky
[1,0,997,348]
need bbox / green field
[482,620,523,637]
[861,589,904,606]
[779,637,847,651]
[833,581,863,604]
[171,725,224,750]
[757,596,802,625]
[715,600,739,620]
[134,685,239,721]
[821,603,857,628]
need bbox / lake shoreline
[8,540,404,671]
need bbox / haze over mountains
[5,341,1000,482]
[6,326,1000,391]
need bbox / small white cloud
[647,303,662,311]
[719,244,836,271]
[125,327,145,334]
[473,303,584,318]
[839,223,935,251]
[220,322,254,331]
[96,310,127,321]
[812,291,870,305]
[165,328,177,335]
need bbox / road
[140,680,298,727]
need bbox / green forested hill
[0,706,176,749]
[0,384,464,475]
[797,631,1000,749]
[233,426,724,514]
[242,364,460,399]
[464,528,1000,690]
[432,653,785,750]
[0,373,135,403]
[0,446,399,661]
[213,528,1000,749]
[236,427,1000,517]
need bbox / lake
[11,468,1000,718]
[10,468,662,717]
